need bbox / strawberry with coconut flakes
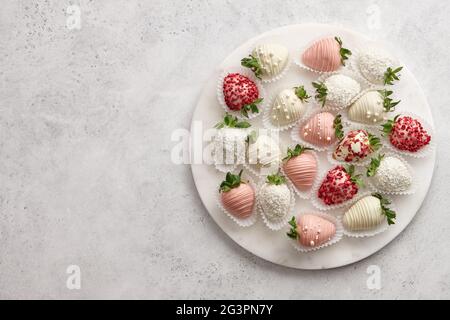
[318,165,363,205]
[222,73,263,118]
[382,115,431,152]
[333,129,382,163]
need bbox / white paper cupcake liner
[290,107,339,152]
[310,165,372,211]
[216,173,258,227]
[315,70,369,112]
[366,150,417,196]
[256,179,296,231]
[280,150,320,200]
[288,212,344,253]
[340,198,397,238]
[216,67,267,120]
[379,111,435,159]
[262,88,311,132]
[326,124,384,168]
[348,46,400,88]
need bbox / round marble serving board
[190,24,435,269]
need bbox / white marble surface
[0,0,449,299]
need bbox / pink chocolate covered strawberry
[318,165,363,205]
[286,215,336,248]
[220,170,255,219]
[333,129,381,163]
[382,115,431,152]
[283,144,318,192]
[302,36,352,72]
[222,73,263,118]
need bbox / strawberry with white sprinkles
[222,73,263,118]
[382,115,431,152]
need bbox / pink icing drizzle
[283,153,317,191]
[297,214,336,247]
[221,184,255,218]
[301,112,337,147]
[302,37,341,72]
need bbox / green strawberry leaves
[286,216,298,239]
[372,192,396,225]
[241,98,263,118]
[283,144,313,161]
[366,154,385,177]
[381,114,401,136]
[312,81,327,107]
[294,85,311,103]
[241,54,263,79]
[368,133,382,152]
[335,36,352,66]
[378,89,401,112]
[266,173,287,186]
[333,114,344,140]
[384,66,403,85]
[345,164,364,188]
[215,113,251,129]
[219,170,244,193]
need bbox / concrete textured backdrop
[0,0,449,299]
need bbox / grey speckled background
[0,0,449,299]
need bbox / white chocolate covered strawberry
[366,154,412,192]
[258,173,291,224]
[312,74,360,110]
[241,44,289,80]
[333,129,381,163]
[343,193,396,231]
[348,90,400,125]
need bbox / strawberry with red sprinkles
[333,129,381,163]
[318,165,363,205]
[222,73,263,118]
[382,115,431,152]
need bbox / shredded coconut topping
[259,184,291,221]
[324,74,360,109]
[374,156,412,192]
[358,48,395,84]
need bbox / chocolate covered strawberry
[220,170,255,219]
[286,215,336,248]
[318,165,363,205]
[382,115,431,152]
[333,129,381,163]
[222,73,263,117]
[283,144,317,192]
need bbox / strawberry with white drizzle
[318,165,363,205]
[222,73,263,118]
[343,193,396,231]
[382,115,431,152]
[332,129,381,163]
